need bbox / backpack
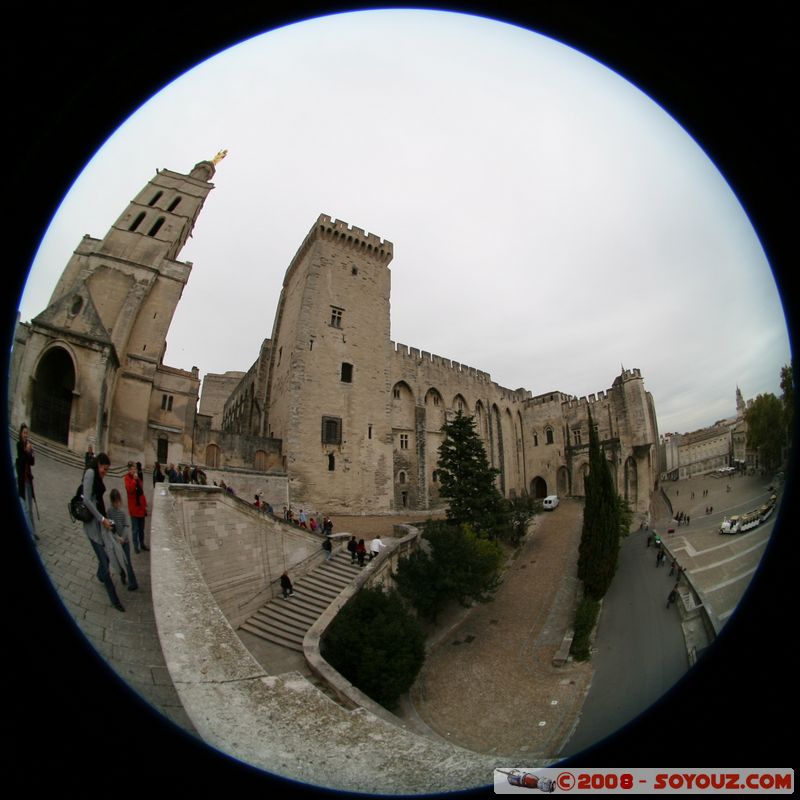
[68,482,93,523]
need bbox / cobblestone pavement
[407,500,592,763]
[19,448,196,734]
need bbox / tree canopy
[321,586,425,710]
[394,520,503,622]
[577,409,623,600]
[436,411,506,537]
[746,392,786,470]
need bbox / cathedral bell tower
[10,154,225,465]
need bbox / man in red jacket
[124,460,149,553]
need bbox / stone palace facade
[10,160,660,514]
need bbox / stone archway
[530,476,548,499]
[31,347,75,444]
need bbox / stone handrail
[150,487,500,793]
[302,525,423,727]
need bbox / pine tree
[437,411,505,537]
[577,408,622,600]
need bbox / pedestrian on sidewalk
[15,423,38,542]
[82,453,125,612]
[124,461,148,553]
[666,583,679,609]
[280,572,294,598]
[323,535,333,561]
[107,489,138,591]
[669,558,677,576]
[347,535,358,563]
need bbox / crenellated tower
[264,215,395,511]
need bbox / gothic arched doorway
[531,476,547,499]
[31,347,75,445]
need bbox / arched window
[147,191,163,207]
[545,427,554,445]
[167,196,182,212]
[398,471,407,484]
[129,212,146,232]
[328,453,335,471]
[147,217,165,237]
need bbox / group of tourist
[14,423,153,614]
[81,456,150,613]
[154,462,207,486]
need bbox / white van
[542,495,559,511]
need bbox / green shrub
[321,587,425,710]
[570,596,601,662]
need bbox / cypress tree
[577,408,622,600]
[437,411,505,537]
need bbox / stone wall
[167,484,319,627]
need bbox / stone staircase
[240,550,362,651]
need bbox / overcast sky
[16,9,791,436]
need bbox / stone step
[300,574,346,598]
[239,622,304,652]
[293,582,334,604]
[246,612,308,641]
[239,544,364,653]
[257,602,318,628]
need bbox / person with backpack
[323,535,333,561]
[82,453,125,612]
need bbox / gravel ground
[405,499,592,763]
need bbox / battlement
[612,367,643,386]
[392,341,491,383]
[315,214,393,259]
[282,214,393,288]
[527,391,571,407]
[566,389,608,409]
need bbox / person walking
[280,572,295,598]
[106,488,138,591]
[356,538,367,568]
[124,461,148,553]
[347,535,358,564]
[15,423,38,542]
[152,461,165,486]
[666,583,679,609]
[322,535,333,561]
[369,536,386,561]
[84,444,95,469]
[82,453,125,612]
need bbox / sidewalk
[20,448,195,734]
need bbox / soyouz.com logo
[493,768,794,793]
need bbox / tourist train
[719,494,778,534]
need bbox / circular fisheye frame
[8,5,793,795]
